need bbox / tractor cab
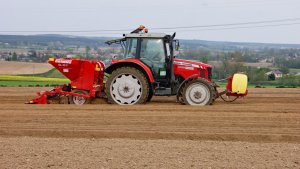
[106,26,178,94]
[123,33,172,80]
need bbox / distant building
[265,70,283,79]
[66,54,76,58]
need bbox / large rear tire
[105,67,149,105]
[182,78,214,105]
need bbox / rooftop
[124,33,168,38]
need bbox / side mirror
[174,40,180,51]
[175,40,180,51]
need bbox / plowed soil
[0,87,300,168]
[0,61,52,74]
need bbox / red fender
[106,58,155,83]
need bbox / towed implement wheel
[69,90,91,105]
[105,67,149,105]
[182,78,214,106]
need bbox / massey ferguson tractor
[28,26,248,105]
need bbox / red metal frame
[28,86,93,104]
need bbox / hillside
[180,39,300,50]
[1,34,300,50]
[0,34,109,47]
[22,68,66,78]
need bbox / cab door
[139,38,171,86]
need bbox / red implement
[27,58,105,104]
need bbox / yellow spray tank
[231,73,248,94]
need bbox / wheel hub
[193,91,202,99]
[117,82,135,98]
[189,86,207,103]
[185,83,211,105]
[111,74,142,104]
[73,96,86,105]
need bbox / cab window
[140,39,166,78]
[124,38,138,59]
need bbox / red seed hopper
[28,58,105,104]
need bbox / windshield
[123,38,138,59]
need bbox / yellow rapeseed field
[0,75,69,82]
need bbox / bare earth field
[0,87,299,168]
[0,61,52,74]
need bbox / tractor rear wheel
[182,78,214,105]
[69,90,91,105]
[105,67,149,105]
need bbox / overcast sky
[0,0,300,44]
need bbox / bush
[255,85,265,88]
[278,75,300,87]
[268,73,275,81]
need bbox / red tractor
[29,26,248,105]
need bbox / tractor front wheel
[105,67,149,105]
[182,78,214,106]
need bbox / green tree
[29,50,37,58]
[230,51,243,62]
[279,66,289,74]
[201,56,209,64]
[252,69,267,82]
[74,55,82,59]
[85,46,91,58]
[268,73,275,81]
[12,52,17,61]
